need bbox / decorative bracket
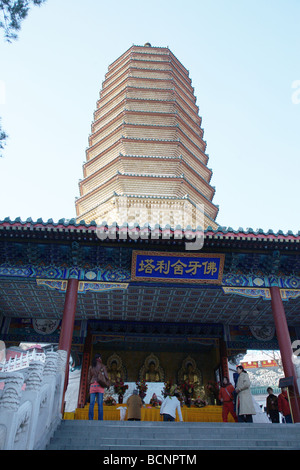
[222,286,300,301]
[222,286,271,300]
[36,279,129,293]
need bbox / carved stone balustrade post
[0,373,24,411]
[20,361,45,449]
[25,361,44,392]
[42,352,59,380]
[0,372,27,450]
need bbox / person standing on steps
[266,387,279,423]
[219,377,238,422]
[235,365,256,423]
[87,354,109,420]
[278,387,293,423]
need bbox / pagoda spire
[76,44,219,230]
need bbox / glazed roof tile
[0,217,299,240]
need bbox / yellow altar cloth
[64,405,235,422]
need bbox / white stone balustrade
[0,350,66,450]
[0,349,45,372]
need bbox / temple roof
[0,217,299,264]
[0,217,299,334]
[0,217,299,240]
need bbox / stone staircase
[46,420,300,450]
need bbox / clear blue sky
[0,0,299,233]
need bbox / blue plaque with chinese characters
[131,251,224,284]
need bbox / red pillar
[220,339,230,380]
[58,278,79,413]
[77,327,92,408]
[270,286,300,422]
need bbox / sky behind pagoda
[0,0,299,233]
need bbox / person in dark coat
[266,387,279,423]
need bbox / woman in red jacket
[278,387,292,423]
[219,377,238,422]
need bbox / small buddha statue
[184,363,199,385]
[183,362,202,399]
[145,361,160,382]
[107,360,122,384]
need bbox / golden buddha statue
[178,356,203,399]
[184,363,200,385]
[139,353,164,383]
[108,361,122,384]
[145,361,160,382]
[107,354,125,385]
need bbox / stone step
[59,420,300,429]
[48,436,299,447]
[53,427,300,439]
[46,420,300,450]
[47,445,300,450]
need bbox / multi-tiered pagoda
[1,44,300,428]
[76,43,218,230]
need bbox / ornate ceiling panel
[1,278,299,326]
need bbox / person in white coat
[160,392,183,422]
[235,365,256,422]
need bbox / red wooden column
[77,326,92,408]
[58,278,79,412]
[270,286,300,422]
[220,339,230,380]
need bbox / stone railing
[0,349,45,372]
[0,350,67,450]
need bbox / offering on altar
[135,379,148,400]
[193,396,207,407]
[205,381,220,404]
[113,379,128,396]
[114,379,128,403]
[149,393,162,407]
[104,396,116,406]
[161,380,178,398]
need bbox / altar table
[64,405,235,422]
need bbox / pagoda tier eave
[102,66,195,99]
[88,122,207,156]
[107,47,190,81]
[75,174,219,221]
[86,137,209,168]
[79,154,215,199]
[100,75,196,103]
[100,84,198,113]
[83,142,212,183]
[98,79,197,112]
[92,101,202,136]
[91,109,204,142]
[94,88,199,124]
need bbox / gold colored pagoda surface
[76,44,219,229]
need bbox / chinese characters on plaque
[131,251,224,284]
